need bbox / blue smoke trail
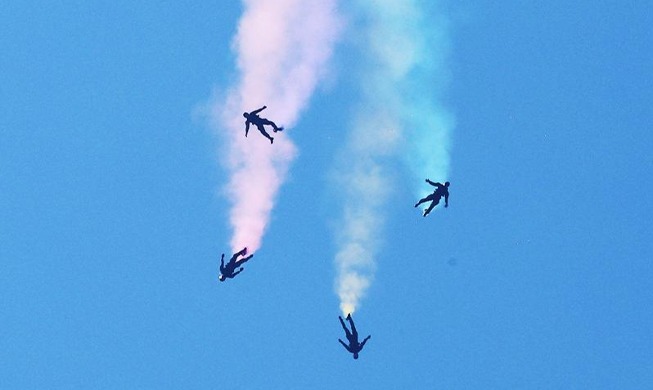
[333,0,453,315]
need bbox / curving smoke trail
[334,0,453,315]
[215,0,341,253]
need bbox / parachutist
[414,179,450,217]
[243,106,284,144]
[219,247,253,282]
[338,313,371,359]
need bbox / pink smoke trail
[215,0,340,253]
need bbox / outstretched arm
[338,339,352,352]
[232,268,244,277]
[251,106,267,115]
[220,254,225,268]
[359,335,371,349]
[444,192,449,207]
[425,179,438,187]
[245,121,250,136]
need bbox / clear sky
[1,1,652,389]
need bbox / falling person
[338,313,371,359]
[414,179,450,217]
[219,247,253,282]
[243,106,284,144]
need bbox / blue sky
[1,1,652,388]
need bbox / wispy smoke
[334,147,394,316]
[334,0,453,315]
[215,0,341,253]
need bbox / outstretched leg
[256,125,274,144]
[262,119,284,133]
[423,198,440,217]
[414,197,428,208]
[271,122,283,132]
[415,194,434,208]
[229,248,247,264]
[236,254,253,266]
[346,315,358,339]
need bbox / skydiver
[243,105,284,144]
[219,247,253,282]
[338,313,371,359]
[414,179,450,217]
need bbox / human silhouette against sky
[415,179,450,217]
[243,106,284,144]
[338,313,371,359]
[219,247,253,282]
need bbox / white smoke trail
[214,0,341,253]
[334,0,453,315]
